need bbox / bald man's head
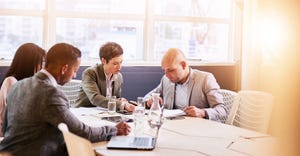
[161,48,190,84]
[161,48,186,67]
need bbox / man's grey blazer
[144,69,228,122]
[0,71,117,156]
[75,64,123,109]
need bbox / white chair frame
[57,79,82,107]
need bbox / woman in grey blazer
[75,42,135,112]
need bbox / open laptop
[106,127,160,150]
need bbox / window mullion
[144,0,155,61]
[44,0,56,50]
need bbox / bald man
[144,48,228,122]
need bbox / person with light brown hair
[75,42,135,112]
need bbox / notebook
[106,126,160,150]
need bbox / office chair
[58,123,96,156]
[218,89,238,123]
[57,79,82,107]
[226,90,274,133]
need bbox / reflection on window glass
[56,18,144,60]
[0,0,44,10]
[154,22,229,61]
[155,0,231,18]
[0,16,43,59]
[56,0,145,14]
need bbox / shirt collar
[177,68,191,86]
[40,69,58,87]
[105,73,117,81]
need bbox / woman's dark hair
[99,42,123,63]
[4,43,46,81]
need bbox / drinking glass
[133,105,145,136]
[133,97,145,136]
[136,97,145,113]
[137,97,145,107]
[107,95,116,115]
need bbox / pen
[129,100,138,106]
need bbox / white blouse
[0,76,17,136]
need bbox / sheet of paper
[70,107,107,116]
[163,109,186,118]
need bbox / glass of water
[137,97,145,107]
[134,105,145,136]
[107,96,116,115]
[134,97,145,136]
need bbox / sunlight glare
[259,12,287,50]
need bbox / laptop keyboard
[133,137,149,146]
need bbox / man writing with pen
[143,48,228,122]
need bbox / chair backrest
[219,89,238,123]
[57,79,82,107]
[226,90,274,133]
[58,123,95,156]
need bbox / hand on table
[183,106,206,118]
[117,97,135,112]
[115,121,131,135]
[124,103,135,112]
[146,97,163,108]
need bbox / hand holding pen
[183,106,206,118]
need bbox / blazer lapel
[97,64,107,96]
[187,70,195,106]
[164,82,176,109]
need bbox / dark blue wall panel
[75,66,163,101]
[0,65,238,101]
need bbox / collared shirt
[40,69,57,87]
[105,73,116,97]
[175,75,190,109]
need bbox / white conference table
[71,107,277,156]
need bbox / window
[0,0,239,64]
[56,18,144,60]
[0,0,44,59]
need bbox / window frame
[0,0,242,66]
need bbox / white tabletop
[71,107,277,156]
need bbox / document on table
[70,107,107,116]
[70,107,111,127]
[163,109,186,118]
